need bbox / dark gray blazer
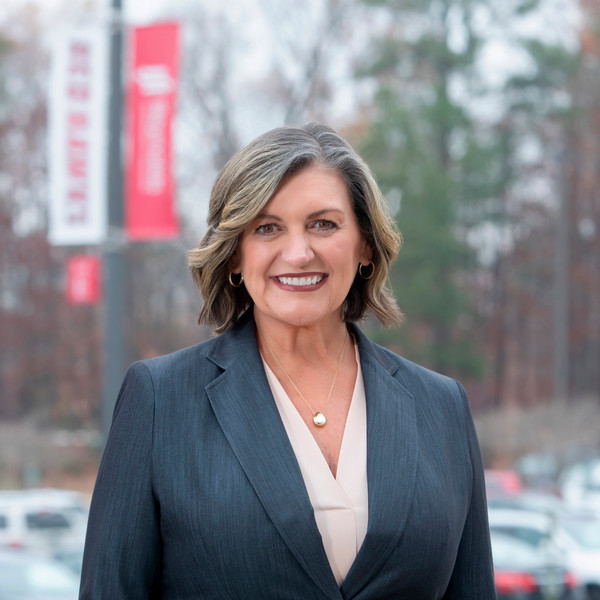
[80,313,496,599]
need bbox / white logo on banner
[135,65,175,96]
[134,65,175,197]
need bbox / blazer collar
[205,314,418,599]
[341,325,418,598]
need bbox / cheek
[345,238,367,267]
[237,239,258,272]
[239,244,272,282]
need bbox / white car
[0,489,88,557]
[560,459,600,516]
[488,508,565,561]
[488,507,599,600]
[556,514,600,600]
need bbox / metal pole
[101,0,127,441]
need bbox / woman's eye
[312,219,337,231]
[255,223,278,235]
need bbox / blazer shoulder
[363,336,476,463]
[131,335,223,383]
[129,316,257,387]
[362,334,464,405]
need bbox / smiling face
[233,166,371,330]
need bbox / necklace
[261,329,348,427]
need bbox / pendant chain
[261,329,348,427]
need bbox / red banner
[66,255,102,305]
[125,23,180,240]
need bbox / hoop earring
[228,271,244,287]
[358,262,375,280]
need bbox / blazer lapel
[341,326,419,598]
[204,316,342,600]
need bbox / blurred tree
[482,5,581,407]
[173,0,360,233]
[257,0,353,124]
[354,0,492,385]
[353,0,587,411]
[562,0,600,401]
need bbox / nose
[281,231,315,266]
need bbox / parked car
[0,489,88,556]
[488,490,566,516]
[560,459,600,515]
[488,508,562,549]
[514,452,561,492]
[485,469,523,500]
[556,513,600,600]
[0,550,79,600]
[491,531,582,599]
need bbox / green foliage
[355,37,406,78]
[362,0,423,9]
[0,35,10,57]
[360,101,486,375]
[515,0,540,15]
[0,35,14,108]
[507,40,580,93]
[356,0,492,378]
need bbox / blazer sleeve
[79,362,162,599]
[442,381,497,600]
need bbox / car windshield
[561,519,600,549]
[491,532,540,569]
[489,524,548,547]
[26,511,71,530]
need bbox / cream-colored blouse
[261,343,369,586]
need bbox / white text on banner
[48,24,109,246]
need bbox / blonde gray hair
[188,122,403,333]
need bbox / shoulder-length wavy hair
[188,122,403,334]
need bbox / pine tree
[355,0,493,379]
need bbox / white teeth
[278,275,323,286]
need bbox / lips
[276,275,324,286]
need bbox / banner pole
[101,0,128,442]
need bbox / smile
[276,275,324,286]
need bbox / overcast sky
[3,0,256,24]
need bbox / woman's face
[234,166,371,330]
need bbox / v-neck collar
[262,343,369,586]
[261,342,367,492]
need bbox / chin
[258,304,342,329]
[275,312,323,328]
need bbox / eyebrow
[255,208,345,221]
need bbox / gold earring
[228,272,244,287]
[358,263,375,280]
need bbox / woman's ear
[228,252,241,273]
[359,241,373,267]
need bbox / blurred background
[1,0,599,598]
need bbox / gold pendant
[313,412,326,427]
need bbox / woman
[80,122,496,599]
